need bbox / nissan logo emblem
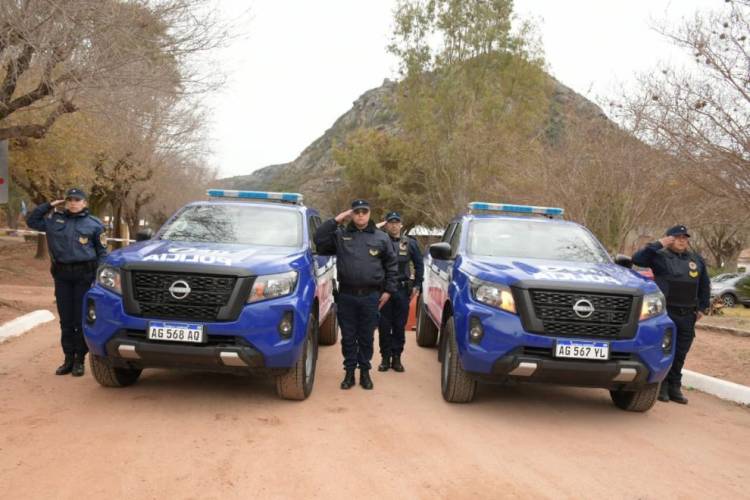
[572,299,595,319]
[169,280,191,300]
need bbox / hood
[460,256,657,292]
[105,240,306,275]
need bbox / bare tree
[618,0,750,210]
[0,0,230,141]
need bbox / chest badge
[79,236,89,245]
[400,240,408,251]
[689,270,699,278]
[688,261,697,271]
[369,248,380,257]
[342,236,353,241]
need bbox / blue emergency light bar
[468,202,564,217]
[207,189,304,204]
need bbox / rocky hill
[219,77,607,211]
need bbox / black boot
[378,356,391,372]
[391,354,404,372]
[340,369,356,390]
[669,385,688,405]
[71,354,86,377]
[55,355,75,376]
[658,382,670,402]
[359,368,373,390]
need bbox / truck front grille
[130,271,237,322]
[529,289,634,339]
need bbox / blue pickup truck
[416,202,675,411]
[83,190,337,400]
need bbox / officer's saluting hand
[314,199,398,390]
[26,188,108,377]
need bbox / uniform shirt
[632,241,710,310]
[26,203,108,265]
[387,234,424,292]
[315,218,398,294]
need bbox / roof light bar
[468,202,564,217]
[207,189,304,204]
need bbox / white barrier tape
[1,227,135,243]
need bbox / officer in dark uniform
[26,188,108,377]
[632,225,710,404]
[376,211,423,373]
[314,199,398,390]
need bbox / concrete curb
[682,369,750,406]
[0,309,56,344]
[698,323,750,338]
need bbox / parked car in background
[710,274,750,308]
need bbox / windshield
[160,204,302,247]
[467,219,610,263]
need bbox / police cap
[351,199,370,211]
[666,225,690,237]
[65,188,87,200]
[385,211,401,222]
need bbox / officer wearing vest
[314,199,398,390]
[632,224,710,404]
[376,211,423,373]
[26,188,108,377]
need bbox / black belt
[339,285,380,296]
[667,305,696,316]
[53,260,97,272]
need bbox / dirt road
[1,320,748,499]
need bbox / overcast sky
[208,0,716,179]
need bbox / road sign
[0,140,8,204]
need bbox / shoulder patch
[100,232,107,246]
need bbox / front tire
[276,314,318,400]
[610,383,659,412]
[440,317,476,403]
[416,297,439,347]
[90,355,142,387]
[318,305,338,346]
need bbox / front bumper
[83,284,310,370]
[473,347,649,390]
[454,301,676,387]
[100,330,282,374]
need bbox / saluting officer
[632,225,710,404]
[26,188,108,377]
[376,211,423,373]
[314,199,397,390]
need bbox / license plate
[554,339,609,360]
[148,322,205,343]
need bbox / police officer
[26,188,108,377]
[314,199,397,390]
[376,211,423,373]
[632,225,710,404]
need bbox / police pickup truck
[83,190,337,400]
[416,202,675,412]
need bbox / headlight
[640,291,665,320]
[97,266,121,294]
[469,276,516,314]
[248,271,298,303]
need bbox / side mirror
[135,228,154,242]
[429,242,452,260]
[614,254,633,269]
